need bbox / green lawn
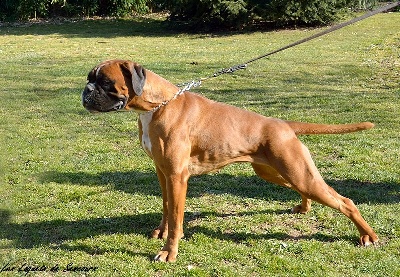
[0,13,399,276]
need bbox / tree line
[0,0,394,30]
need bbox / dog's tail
[286,121,374,135]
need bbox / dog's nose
[82,84,95,107]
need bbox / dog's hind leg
[251,163,312,214]
[299,180,378,245]
[264,137,379,246]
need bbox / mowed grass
[0,13,399,276]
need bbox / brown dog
[82,59,378,262]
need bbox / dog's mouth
[82,83,127,112]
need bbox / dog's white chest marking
[139,112,153,158]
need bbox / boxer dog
[82,59,378,262]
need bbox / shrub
[0,0,393,28]
[166,0,391,30]
[0,0,18,20]
[98,0,150,17]
[265,0,348,26]
[0,0,160,20]
[168,0,248,30]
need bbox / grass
[0,13,399,276]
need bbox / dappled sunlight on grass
[0,13,399,276]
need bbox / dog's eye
[100,79,114,89]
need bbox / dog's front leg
[154,171,189,262]
[151,166,169,239]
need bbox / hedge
[0,0,163,21]
[1,0,395,30]
[166,0,384,30]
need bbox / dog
[82,59,378,262]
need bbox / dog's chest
[139,112,153,158]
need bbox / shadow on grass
[182,209,359,244]
[184,211,357,245]
[0,18,188,38]
[1,171,397,256]
[0,210,156,247]
[0,17,283,39]
[40,170,400,204]
[0,207,355,256]
[0,209,158,259]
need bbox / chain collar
[146,79,202,113]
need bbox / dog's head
[82,60,146,112]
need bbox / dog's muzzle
[82,83,127,112]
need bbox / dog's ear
[121,61,146,96]
[132,64,146,96]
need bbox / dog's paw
[360,235,379,247]
[153,250,177,262]
[291,204,310,214]
[151,227,168,240]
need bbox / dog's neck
[126,69,180,112]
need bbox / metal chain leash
[146,1,399,113]
[211,63,248,77]
[175,63,248,93]
[175,1,399,92]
